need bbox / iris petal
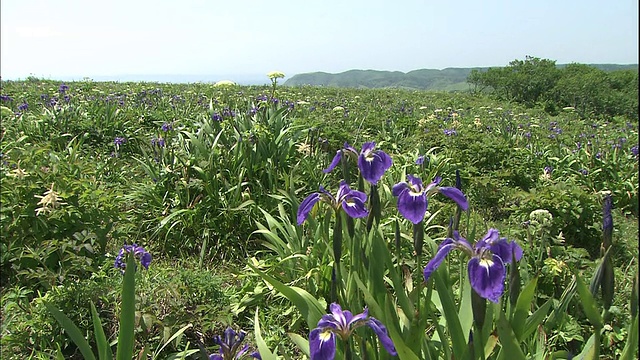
[397,190,427,224]
[317,313,340,329]
[329,303,347,327]
[423,239,457,281]
[347,308,369,328]
[511,241,523,262]
[343,142,357,153]
[323,151,342,173]
[424,176,442,192]
[297,193,321,225]
[366,318,398,356]
[360,141,376,153]
[392,182,409,197]
[438,187,469,211]
[309,328,336,360]
[347,189,367,203]
[140,252,152,269]
[406,174,424,191]
[341,194,369,219]
[357,145,392,185]
[468,255,506,303]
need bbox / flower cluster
[114,137,126,146]
[267,71,285,80]
[151,137,166,148]
[424,229,522,302]
[297,181,368,225]
[161,122,173,132]
[210,327,261,360]
[114,244,152,272]
[35,183,66,216]
[310,303,396,360]
[214,80,237,87]
[324,142,392,185]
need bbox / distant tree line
[467,56,638,119]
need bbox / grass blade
[45,303,97,360]
[254,308,276,360]
[116,254,137,360]
[90,301,113,360]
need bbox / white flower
[214,80,236,87]
[296,142,312,155]
[8,162,28,179]
[35,183,66,216]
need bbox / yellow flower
[267,71,285,79]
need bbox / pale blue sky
[1,0,638,81]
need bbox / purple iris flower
[209,327,261,360]
[161,122,173,132]
[423,229,523,303]
[114,244,151,272]
[59,83,69,93]
[297,181,368,225]
[323,142,392,185]
[151,137,166,148]
[309,303,396,360]
[415,155,426,165]
[114,137,126,146]
[392,175,468,224]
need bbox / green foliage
[0,76,637,358]
[468,56,638,119]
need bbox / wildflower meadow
[0,69,638,359]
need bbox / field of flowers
[0,74,638,359]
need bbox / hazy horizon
[3,60,638,85]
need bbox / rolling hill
[284,64,638,91]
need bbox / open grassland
[0,78,638,359]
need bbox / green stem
[344,338,353,360]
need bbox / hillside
[284,64,638,91]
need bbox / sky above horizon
[1,0,638,81]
